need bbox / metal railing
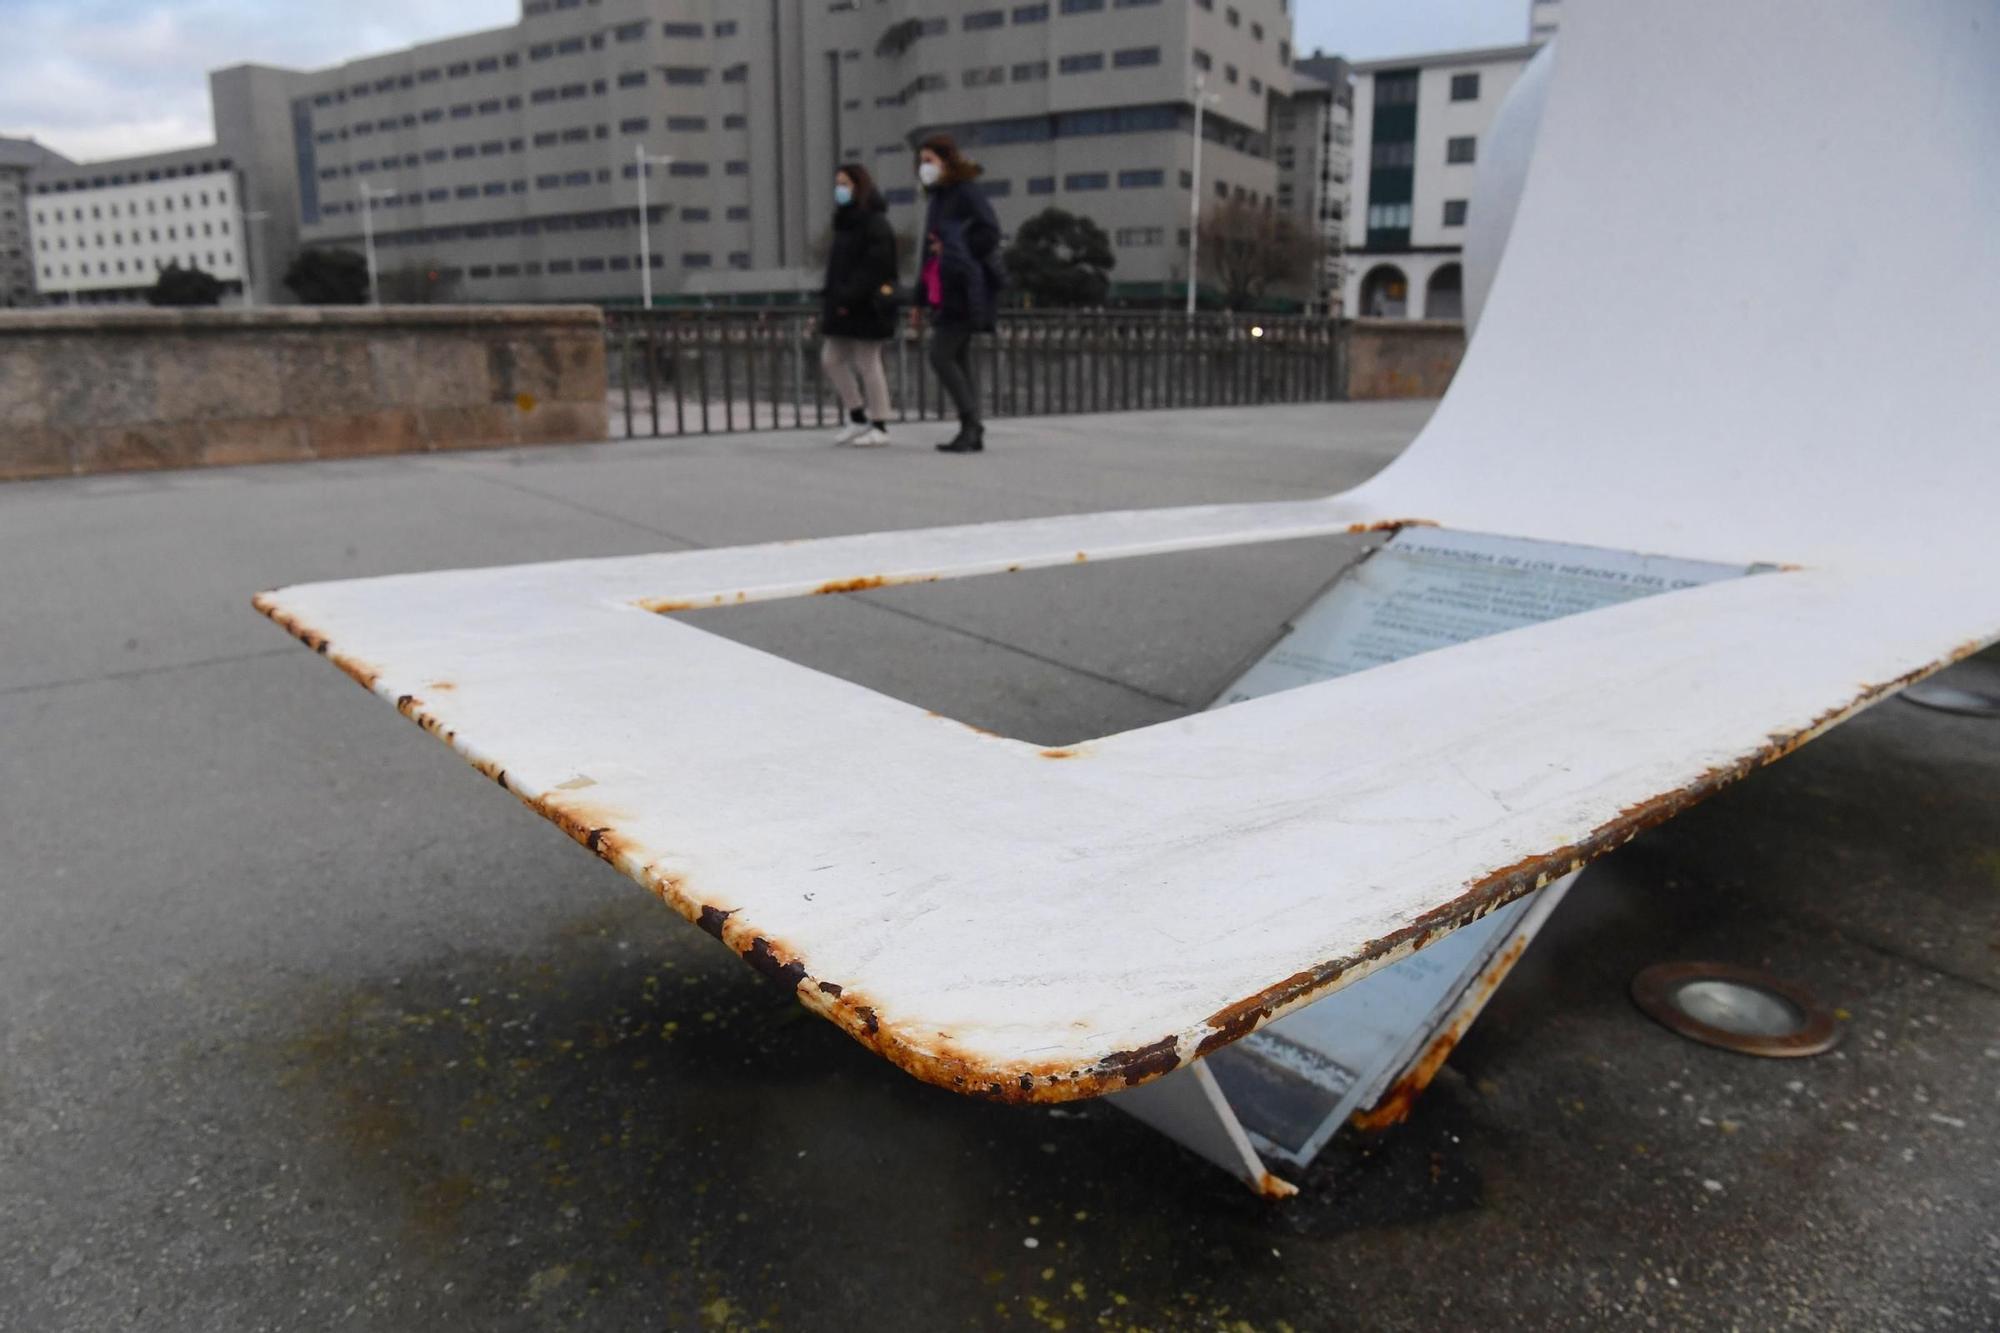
[604,309,1346,439]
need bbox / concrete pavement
[2,403,1995,1331]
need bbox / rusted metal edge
[632,518,1427,617]
[251,589,1988,1106]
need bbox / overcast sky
[1,0,1530,161]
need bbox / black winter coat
[920,179,1002,333]
[821,199,899,340]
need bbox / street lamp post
[359,183,394,306]
[1186,75,1222,320]
[240,207,271,309]
[633,145,676,309]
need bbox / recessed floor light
[1901,661,2000,718]
[1630,962,1842,1058]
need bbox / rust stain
[1350,933,1530,1131]
[1038,746,1085,760]
[1256,1172,1301,1200]
[428,680,457,692]
[1094,1035,1182,1087]
[813,574,890,595]
[639,597,699,614]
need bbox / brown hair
[835,161,885,210]
[917,132,983,185]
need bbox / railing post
[644,315,661,436]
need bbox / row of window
[42,252,233,281]
[31,160,233,195]
[321,148,750,183]
[38,218,229,251]
[344,205,750,252]
[35,191,229,226]
[1372,72,1485,105]
[1369,136,1477,168]
[307,18,744,109]
[1364,199,1470,230]
[1191,49,1265,94]
[312,67,735,145]
[317,115,749,178]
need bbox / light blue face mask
[834,184,854,207]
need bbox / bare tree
[1197,197,1320,310]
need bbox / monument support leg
[1109,1061,1299,1198]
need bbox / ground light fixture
[1630,962,1842,1058]
[1899,658,2000,719]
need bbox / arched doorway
[1359,264,1409,318]
[1425,263,1465,320]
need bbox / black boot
[935,421,985,454]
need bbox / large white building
[1276,55,1353,317]
[1342,42,1539,320]
[27,147,250,305]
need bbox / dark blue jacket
[921,178,1003,332]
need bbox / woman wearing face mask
[819,163,900,447]
[914,134,1003,454]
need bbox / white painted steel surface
[256,1,2000,1102]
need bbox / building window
[619,71,648,87]
[1367,202,1413,229]
[1059,53,1104,75]
[727,205,749,220]
[1192,50,1212,72]
[1027,176,1056,195]
[1375,73,1418,106]
[1113,47,1161,68]
[1446,136,1477,164]
[1117,169,1164,188]
[1372,141,1414,168]
[964,8,1005,29]
[715,20,739,36]
[1451,72,1481,101]
[1442,199,1468,227]
[662,21,704,37]
[1012,61,1050,81]
[1012,2,1049,19]
[661,67,709,85]
[1060,0,1104,10]
[1065,172,1109,191]
[1224,64,1238,84]
[682,252,712,268]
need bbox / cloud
[0,0,515,160]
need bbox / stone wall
[1344,319,1467,400]
[0,306,607,481]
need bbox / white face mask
[918,161,942,187]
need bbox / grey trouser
[927,327,981,425]
[820,336,892,422]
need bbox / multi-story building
[1342,43,1538,321]
[1280,54,1352,316]
[26,148,250,305]
[0,136,72,307]
[197,0,1295,307]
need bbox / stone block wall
[1344,319,1468,401]
[0,306,607,481]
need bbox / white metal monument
[256,2,1999,1194]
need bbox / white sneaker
[849,427,890,447]
[833,421,871,446]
